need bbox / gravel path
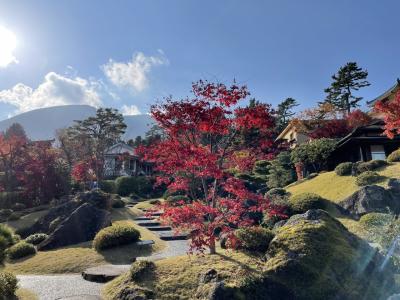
[17,275,103,300]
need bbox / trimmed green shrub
[235,227,275,252]
[357,160,387,173]
[0,224,15,246]
[355,171,383,186]
[289,193,327,214]
[112,198,125,208]
[100,180,116,194]
[359,213,394,228]
[335,162,353,176]
[387,149,400,163]
[130,260,155,281]
[115,176,154,197]
[165,195,190,206]
[25,233,49,245]
[12,203,26,211]
[7,241,36,259]
[93,224,141,251]
[0,271,18,298]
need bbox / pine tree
[275,97,299,132]
[324,62,370,114]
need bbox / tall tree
[275,97,299,132]
[144,80,279,254]
[69,108,126,180]
[323,62,370,114]
[4,123,28,141]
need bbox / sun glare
[0,26,18,67]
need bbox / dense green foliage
[355,171,383,186]
[275,97,299,132]
[289,193,327,214]
[387,149,400,163]
[235,227,274,252]
[7,241,36,259]
[335,162,353,176]
[266,152,296,188]
[100,180,116,194]
[115,176,155,197]
[93,224,141,251]
[25,233,49,245]
[0,271,18,299]
[359,213,393,228]
[130,260,155,281]
[291,138,337,172]
[0,224,15,264]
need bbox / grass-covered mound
[287,162,400,203]
[103,209,396,300]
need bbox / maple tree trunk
[209,239,216,254]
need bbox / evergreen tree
[275,98,299,132]
[323,62,370,114]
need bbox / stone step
[136,240,155,246]
[135,216,155,221]
[150,212,163,217]
[158,232,188,241]
[136,222,161,227]
[82,265,130,283]
[147,226,172,231]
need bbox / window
[370,145,386,160]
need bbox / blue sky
[0,0,399,120]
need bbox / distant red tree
[346,109,372,129]
[374,91,400,139]
[71,158,97,184]
[143,80,280,254]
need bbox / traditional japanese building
[103,142,153,178]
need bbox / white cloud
[0,26,18,68]
[102,51,168,92]
[121,104,141,115]
[0,72,102,113]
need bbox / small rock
[199,269,218,284]
[117,286,154,300]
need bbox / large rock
[237,209,396,300]
[38,202,111,250]
[339,185,400,217]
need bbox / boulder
[116,286,154,300]
[195,269,232,300]
[339,185,400,217]
[239,209,396,300]
[38,203,111,250]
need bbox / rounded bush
[335,162,353,176]
[115,176,136,196]
[357,160,387,173]
[359,213,393,228]
[355,171,383,186]
[165,195,190,206]
[25,233,49,245]
[130,260,155,281]
[387,149,400,163]
[0,271,18,298]
[289,193,327,214]
[235,227,275,252]
[7,241,36,259]
[93,224,141,251]
[100,180,116,194]
[112,198,125,208]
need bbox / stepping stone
[136,240,155,246]
[135,216,155,221]
[82,265,130,282]
[158,232,188,241]
[150,212,163,217]
[136,221,161,227]
[147,226,171,231]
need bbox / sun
[0,26,18,68]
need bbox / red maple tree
[374,91,400,139]
[143,80,280,254]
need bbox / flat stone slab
[82,265,130,282]
[158,232,188,241]
[135,216,155,221]
[136,240,155,246]
[137,221,161,227]
[147,226,172,231]
[58,295,102,300]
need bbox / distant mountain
[0,105,154,140]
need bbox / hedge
[93,224,141,251]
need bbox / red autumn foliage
[143,80,280,253]
[346,109,372,129]
[374,91,400,139]
[71,158,97,183]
